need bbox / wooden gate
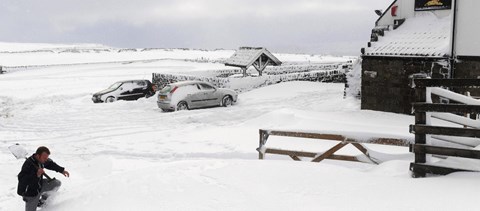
[257,129,409,163]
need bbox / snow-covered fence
[257,129,410,163]
[410,79,480,177]
[152,69,346,93]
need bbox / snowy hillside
[0,42,353,68]
[1,43,479,211]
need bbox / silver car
[157,81,238,111]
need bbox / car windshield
[160,85,173,93]
[108,82,122,90]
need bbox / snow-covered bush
[345,58,362,98]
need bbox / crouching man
[17,146,70,211]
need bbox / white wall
[455,0,480,57]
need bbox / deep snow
[1,43,479,211]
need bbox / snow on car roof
[364,13,451,58]
[117,79,149,83]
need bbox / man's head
[35,146,50,164]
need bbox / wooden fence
[410,79,480,177]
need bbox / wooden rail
[257,129,409,164]
[413,79,480,88]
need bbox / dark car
[92,80,156,103]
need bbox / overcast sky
[0,0,390,55]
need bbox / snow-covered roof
[364,13,451,58]
[225,47,282,68]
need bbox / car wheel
[222,96,233,107]
[105,96,116,103]
[177,101,189,111]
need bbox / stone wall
[361,56,448,114]
[153,69,346,93]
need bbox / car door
[198,83,220,107]
[130,81,148,100]
[117,82,137,101]
[183,84,203,108]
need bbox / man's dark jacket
[17,154,64,197]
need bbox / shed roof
[364,13,451,58]
[225,47,282,68]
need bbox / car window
[160,85,172,93]
[120,82,136,91]
[108,82,122,90]
[199,83,215,90]
[189,84,201,91]
[136,81,146,87]
[175,84,201,95]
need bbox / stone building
[361,0,480,114]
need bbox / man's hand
[37,168,45,177]
[62,170,70,177]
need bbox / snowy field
[1,43,479,211]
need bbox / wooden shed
[225,47,282,77]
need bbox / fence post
[258,130,268,160]
[413,84,427,177]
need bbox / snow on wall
[153,69,346,93]
[181,63,349,77]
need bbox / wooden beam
[413,103,480,113]
[264,148,361,163]
[353,138,410,147]
[289,155,302,161]
[265,148,316,157]
[262,59,271,70]
[410,124,480,138]
[266,130,345,141]
[410,163,475,177]
[413,87,427,177]
[258,55,262,69]
[351,143,379,164]
[414,79,480,88]
[241,67,247,77]
[312,142,348,162]
[412,144,480,159]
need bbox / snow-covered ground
[1,43,479,211]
